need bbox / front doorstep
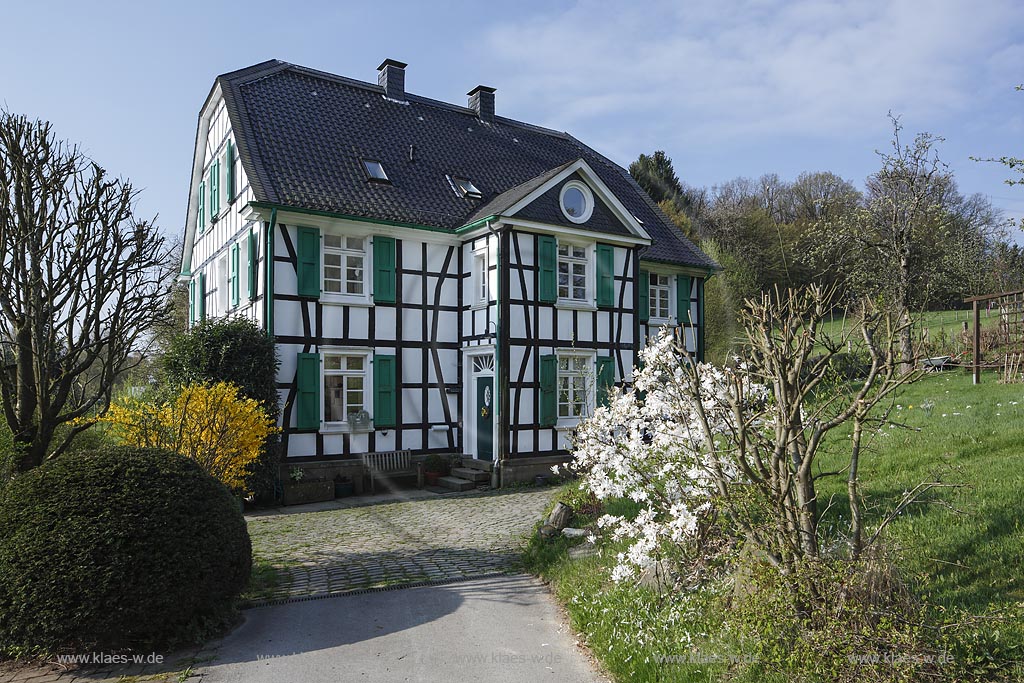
[282,480,334,506]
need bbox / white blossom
[566,328,764,583]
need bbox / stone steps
[438,475,476,492]
[451,467,490,483]
[458,458,494,473]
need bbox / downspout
[486,220,504,488]
[264,208,277,337]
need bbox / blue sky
[2,0,1022,238]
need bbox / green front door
[476,376,494,461]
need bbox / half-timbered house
[180,59,718,486]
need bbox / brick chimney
[467,85,496,122]
[377,59,407,101]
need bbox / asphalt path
[196,574,605,682]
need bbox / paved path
[249,488,558,600]
[196,574,605,683]
[0,487,567,682]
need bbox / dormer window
[362,159,389,183]
[452,176,482,199]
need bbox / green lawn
[815,370,1024,613]
[524,369,1024,682]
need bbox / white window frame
[649,272,673,325]
[559,180,594,224]
[238,238,249,306]
[217,253,230,315]
[555,349,596,427]
[322,233,371,305]
[472,247,488,308]
[321,348,373,432]
[556,240,595,309]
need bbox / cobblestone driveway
[248,488,557,601]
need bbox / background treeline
[630,147,1024,361]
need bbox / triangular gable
[498,159,651,241]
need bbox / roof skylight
[362,159,389,182]
[452,176,482,199]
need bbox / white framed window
[217,253,229,314]
[650,273,672,322]
[323,351,371,427]
[473,248,488,307]
[323,234,367,299]
[557,351,594,421]
[557,243,590,303]
[559,180,594,224]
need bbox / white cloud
[482,0,1024,155]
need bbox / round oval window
[562,186,587,218]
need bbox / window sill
[320,423,374,434]
[648,317,674,327]
[469,301,490,311]
[554,419,584,431]
[321,295,373,308]
[555,300,597,312]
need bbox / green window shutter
[597,356,615,407]
[296,226,321,298]
[537,235,557,303]
[638,269,650,323]
[295,352,320,431]
[539,354,557,427]
[198,272,206,321]
[226,140,236,201]
[209,162,219,218]
[372,236,396,304]
[188,279,196,324]
[247,230,258,300]
[198,181,205,232]
[677,274,692,325]
[696,277,705,362]
[230,243,240,308]
[596,243,614,308]
[373,355,397,428]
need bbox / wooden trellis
[963,288,1024,384]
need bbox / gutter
[248,201,456,236]
[456,214,499,235]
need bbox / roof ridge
[216,59,290,83]
[226,60,576,142]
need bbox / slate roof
[215,60,717,269]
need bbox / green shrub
[162,317,280,502]
[0,446,251,655]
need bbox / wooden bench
[360,450,420,493]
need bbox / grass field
[524,368,1024,681]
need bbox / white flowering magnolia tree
[565,285,930,589]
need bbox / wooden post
[973,300,981,385]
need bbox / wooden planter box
[282,480,334,506]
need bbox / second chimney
[468,85,496,122]
[377,59,407,101]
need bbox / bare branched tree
[0,111,172,470]
[685,286,929,574]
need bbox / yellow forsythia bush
[98,382,278,495]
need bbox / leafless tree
[0,111,173,471]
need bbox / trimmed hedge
[0,447,251,655]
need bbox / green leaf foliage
[162,318,281,501]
